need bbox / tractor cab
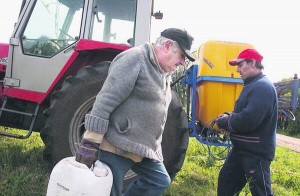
[0,0,158,137]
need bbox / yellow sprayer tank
[196,40,253,127]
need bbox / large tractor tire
[40,62,189,186]
[40,61,111,165]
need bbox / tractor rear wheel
[40,62,110,165]
[40,62,189,187]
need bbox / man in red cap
[216,48,278,196]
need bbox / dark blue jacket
[218,73,278,161]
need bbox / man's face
[160,41,186,73]
[236,60,258,80]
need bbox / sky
[1,0,300,82]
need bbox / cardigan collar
[149,43,163,73]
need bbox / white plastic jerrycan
[46,156,113,196]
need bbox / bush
[284,109,300,137]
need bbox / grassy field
[0,129,299,196]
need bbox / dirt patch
[276,133,300,153]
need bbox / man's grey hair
[155,36,181,52]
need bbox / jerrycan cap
[91,160,109,177]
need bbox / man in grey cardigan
[75,28,195,196]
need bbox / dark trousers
[217,149,273,196]
[98,150,171,196]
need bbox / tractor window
[21,0,84,57]
[90,0,137,46]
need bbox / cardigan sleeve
[84,52,142,134]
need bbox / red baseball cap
[229,48,263,66]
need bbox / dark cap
[161,28,195,61]
[229,48,263,66]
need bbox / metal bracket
[4,78,20,87]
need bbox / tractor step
[0,97,39,139]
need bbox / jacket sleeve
[229,83,276,133]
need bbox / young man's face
[236,60,258,80]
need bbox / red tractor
[0,0,189,185]
[1,0,299,189]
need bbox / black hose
[171,75,185,87]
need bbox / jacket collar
[244,72,264,85]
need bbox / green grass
[0,129,51,196]
[0,129,299,196]
[277,128,300,139]
[164,138,300,196]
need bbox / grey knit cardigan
[84,43,172,162]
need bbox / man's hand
[215,113,230,130]
[75,139,100,168]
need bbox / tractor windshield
[21,0,137,58]
[21,0,84,57]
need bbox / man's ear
[163,39,173,52]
